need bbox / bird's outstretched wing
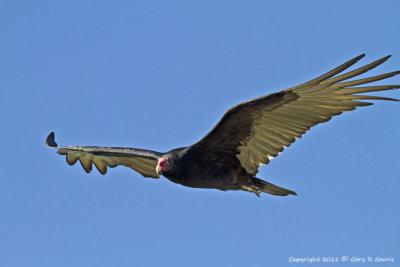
[188,54,399,175]
[46,132,162,177]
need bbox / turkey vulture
[46,54,399,196]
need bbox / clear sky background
[1,1,399,266]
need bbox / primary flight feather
[46,54,399,196]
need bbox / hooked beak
[156,164,162,175]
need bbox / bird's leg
[241,185,261,197]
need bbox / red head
[156,157,174,175]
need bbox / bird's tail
[253,177,297,196]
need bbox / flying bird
[46,54,399,196]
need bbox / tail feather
[253,178,297,196]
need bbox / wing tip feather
[356,53,366,60]
[96,167,107,175]
[93,161,108,175]
[349,53,366,65]
[373,54,392,66]
[45,132,58,148]
[80,160,92,173]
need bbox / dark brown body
[160,148,294,196]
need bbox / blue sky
[1,1,399,266]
